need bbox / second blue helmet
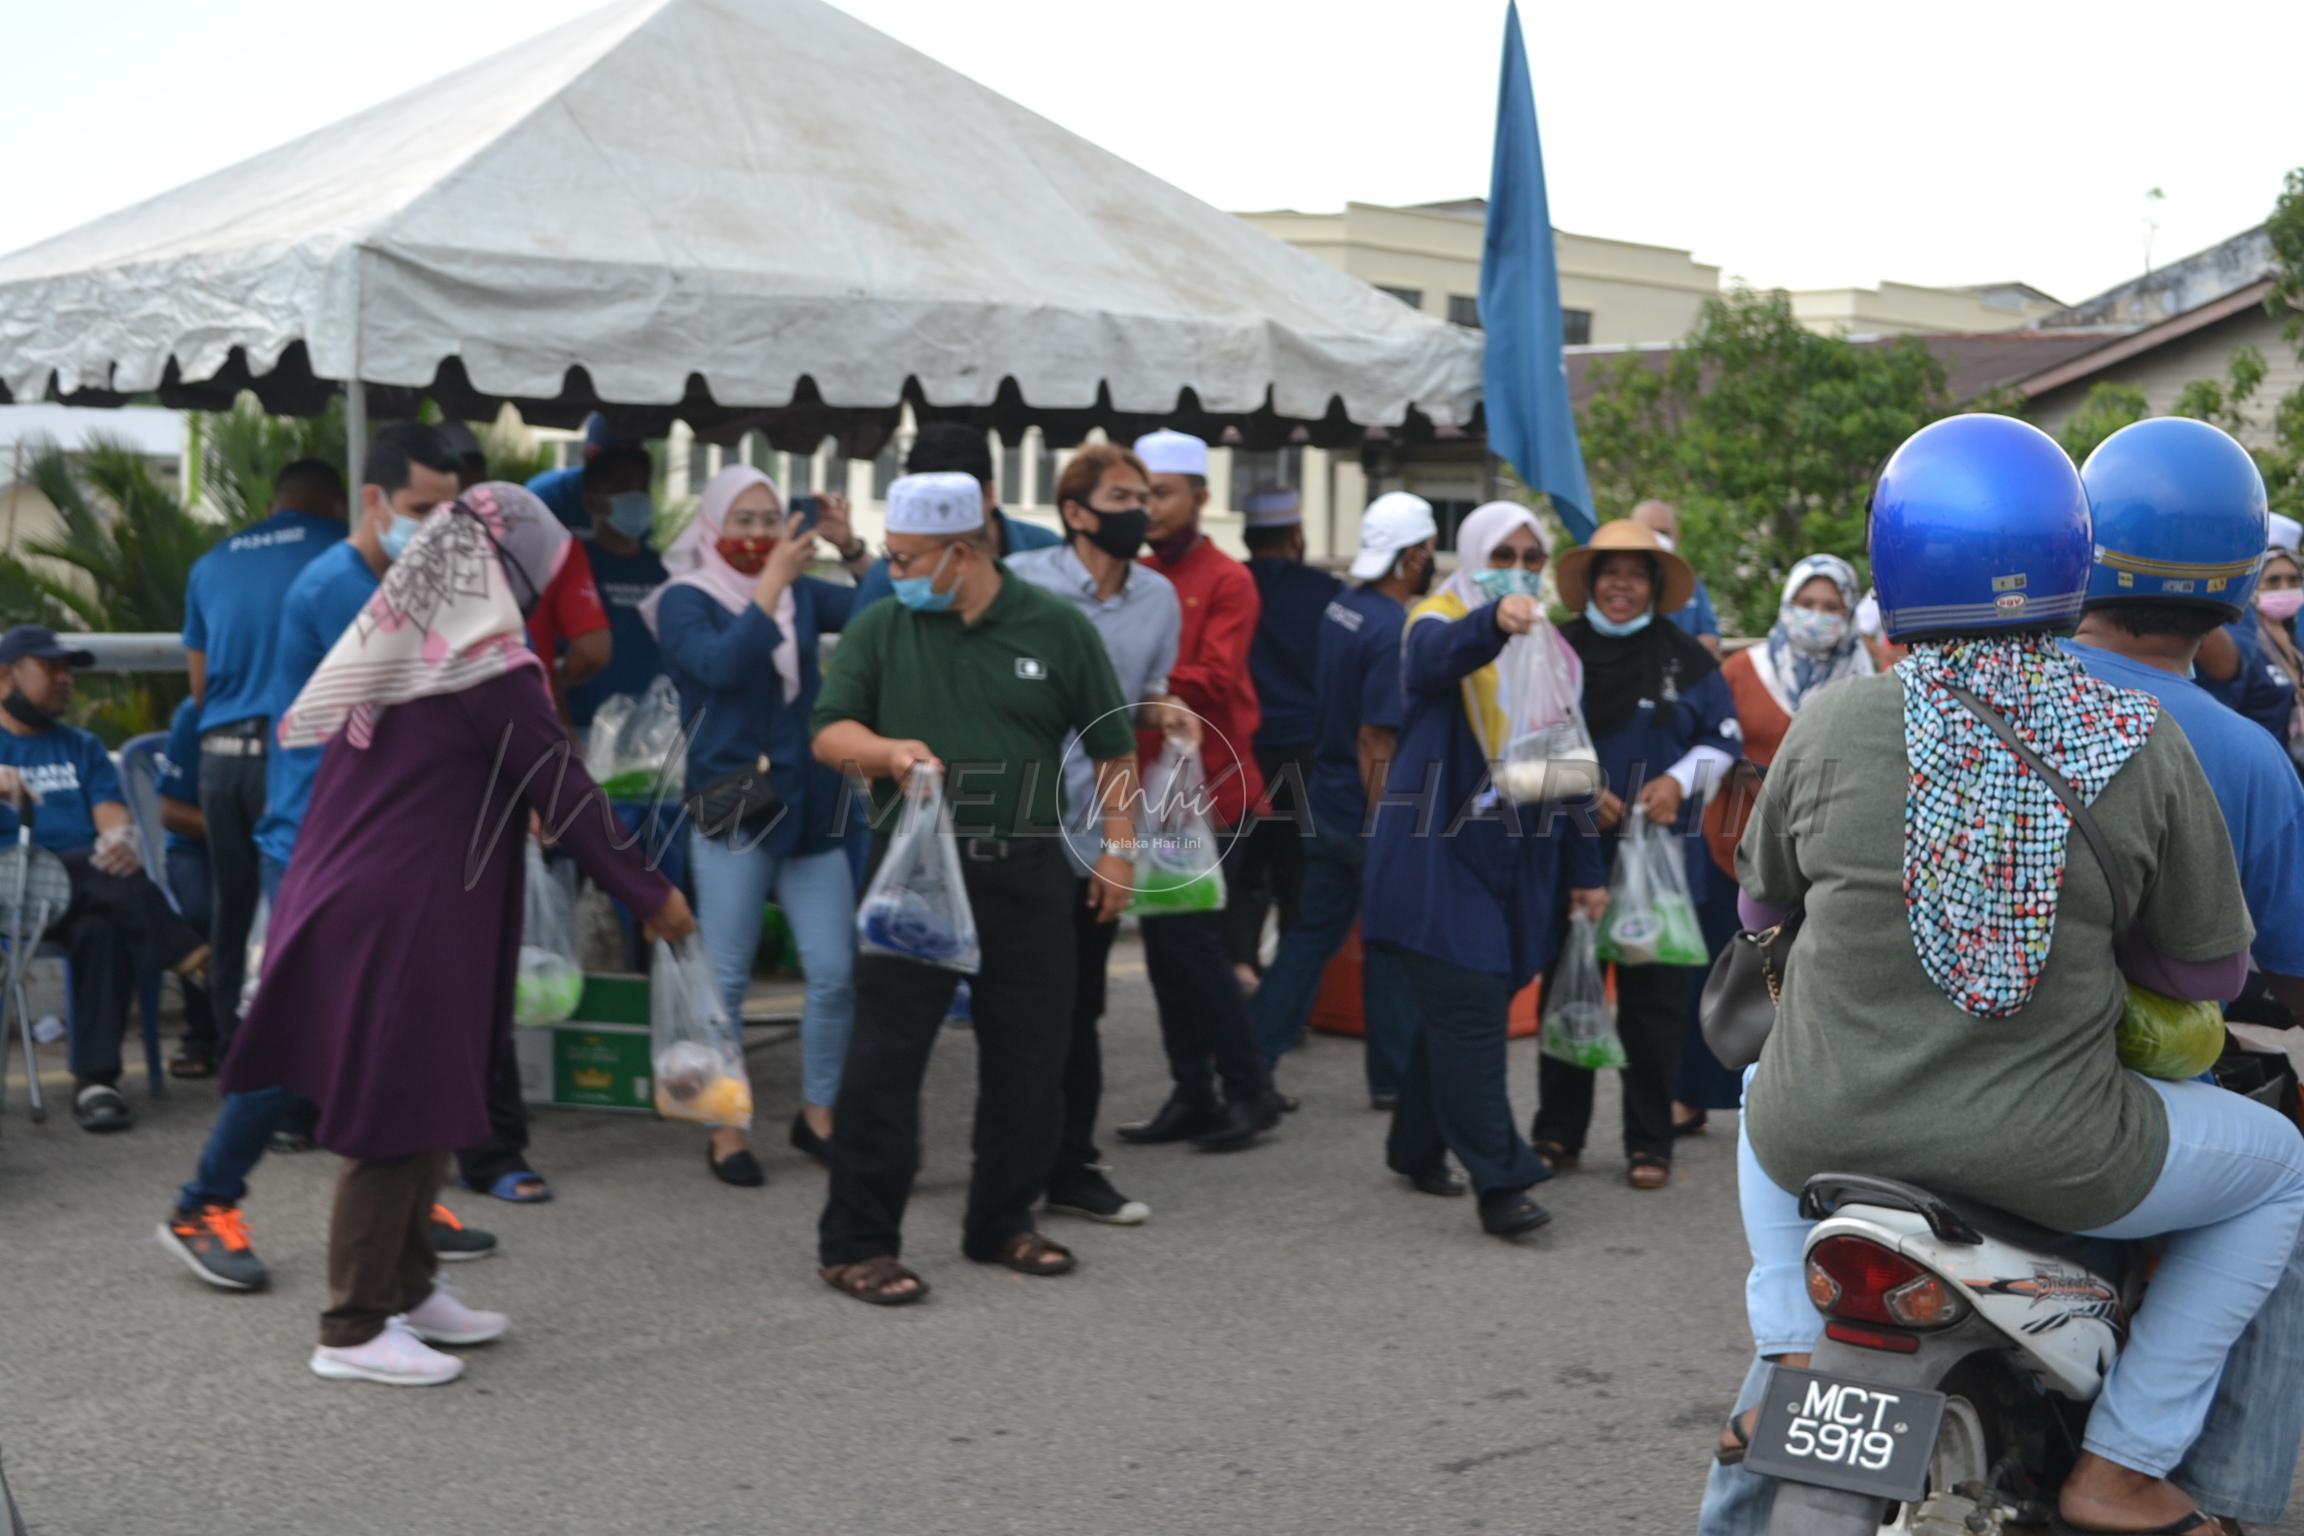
[2081,417,2267,621]
[1869,414,2092,641]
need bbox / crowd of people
[5,405,2304,1530]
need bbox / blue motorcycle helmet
[2081,417,2267,621]
[1869,414,2091,641]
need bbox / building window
[742,432,771,470]
[1376,284,1424,309]
[1030,429,1056,506]
[782,451,814,493]
[1230,445,1304,505]
[1431,499,1482,549]
[1448,294,1482,329]
[871,436,902,499]
[1561,308,1593,346]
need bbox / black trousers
[820,837,1075,1266]
[1379,943,1548,1198]
[1142,823,1268,1109]
[455,1036,535,1191]
[51,851,207,1086]
[1224,743,1315,970]
[1531,953,1687,1163]
[198,727,268,1047]
[1053,879,1122,1183]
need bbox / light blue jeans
[688,832,855,1110]
[1718,1076,2304,1526]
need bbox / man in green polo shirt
[813,471,1138,1306]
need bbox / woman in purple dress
[223,483,695,1389]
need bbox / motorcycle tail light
[1884,1272,1966,1329]
[1807,1235,1966,1331]
[1824,1321,1921,1354]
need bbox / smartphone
[788,493,824,530]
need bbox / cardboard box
[514,974,656,1113]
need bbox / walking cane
[7,797,42,1124]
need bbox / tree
[199,395,347,529]
[1575,288,1951,632]
[2054,381,2151,463]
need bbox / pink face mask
[2258,589,2304,624]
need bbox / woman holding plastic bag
[221,484,694,1389]
[1531,519,1736,1191]
[643,464,860,1188]
[1365,501,1608,1241]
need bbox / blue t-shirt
[155,697,203,854]
[0,722,123,854]
[253,540,382,871]
[1668,575,1721,642]
[2201,619,2298,745]
[1308,585,1406,837]
[566,540,669,728]
[1247,557,1343,750]
[851,508,1064,608]
[181,509,347,731]
[2066,640,2304,979]
[527,464,593,534]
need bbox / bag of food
[589,676,685,803]
[2116,985,2228,1081]
[1126,740,1227,917]
[240,894,269,1015]
[855,764,982,973]
[1596,807,1709,967]
[1496,629,1599,805]
[515,841,584,1026]
[649,938,753,1127]
[1542,911,1626,1070]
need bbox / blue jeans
[176,858,296,1213]
[1248,826,1415,1097]
[688,832,854,1110]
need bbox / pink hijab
[277,482,572,750]
[640,464,798,704]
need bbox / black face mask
[1410,553,1437,597]
[3,688,57,732]
[1075,505,1151,561]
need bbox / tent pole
[344,380,368,476]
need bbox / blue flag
[1480,2,1594,541]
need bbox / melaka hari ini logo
[1059,704,1242,899]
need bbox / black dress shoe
[789,1113,829,1164]
[709,1145,766,1187]
[1370,1093,1400,1112]
[1192,1100,1270,1152]
[1478,1188,1553,1238]
[1404,1167,1467,1198]
[1116,1095,1222,1145]
[73,1084,133,1135]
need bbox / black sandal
[1629,1153,1672,1190]
[991,1232,1077,1277]
[1716,1411,1752,1466]
[1531,1139,1579,1174]
[820,1256,929,1307]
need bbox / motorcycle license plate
[1740,1365,1948,1504]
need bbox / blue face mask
[1473,567,1539,603]
[380,514,423,562]
[892,546,959,613]
[606,491,655,541]
[1583,602,1652,638]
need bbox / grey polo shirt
[1007,541,1181,875]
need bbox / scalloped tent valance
[0,0,1481,455]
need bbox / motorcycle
[1746,1173,2139,1535]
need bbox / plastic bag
[515,842,584,1026]
[1496,629,1599,805]
[1125,740,1228,917]
[1543,911,1627,1070]
[240,894,269,1016]
[649,938,754,1127]
[1596,807,1709,967]
[855,764,982,972]
[588,676,685,803]
[2116,985,2227,1081]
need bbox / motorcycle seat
[1801,1172,2094,1258]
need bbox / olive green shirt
[813,573,1135,839]
[1739,673,2252,1232]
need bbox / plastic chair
[0,837,74,1124]
[111,731,176,1096]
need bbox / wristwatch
[834,536,868,563]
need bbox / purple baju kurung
[223,669,673,1160]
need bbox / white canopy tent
[0,0,1480,459]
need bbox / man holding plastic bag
[810,473,1139,1307]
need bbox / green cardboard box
[514,974,656,1113]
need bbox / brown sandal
[1531,1140,1579,1175]
[993,1231,1077,1277]
[1628,1155,1671,1191]
[819,1255,930,1306]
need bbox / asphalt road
[2,943,2298,1536]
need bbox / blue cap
[0,625,94,668]
[582,413,642,453]
[2081,417,2267,621]
[1869,414,2091,641]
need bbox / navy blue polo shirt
[1248,557,1343,750]
[1308,585,1406,837]
[567,539,670,729]
[181,509,347,730]
[0,721,123,854]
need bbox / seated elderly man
[0,625,207,1132]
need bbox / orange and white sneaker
[428,1204,498,1263]
[158,1204,267,1291]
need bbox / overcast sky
[6,0,2298,306]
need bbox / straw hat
[1553,519,1697,616]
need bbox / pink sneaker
[401,1283,510,1346]
[309,1322,464,1387]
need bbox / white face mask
[1782,606,1850,655]
[1652,531,1677,553]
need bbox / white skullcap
[2270,512,2302,555]
[1241,486,1303,530]
[1132,430,1209,478]
[1349,492,1439,580]
[885,472,984,536]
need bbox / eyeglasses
[1486,549,1549,570]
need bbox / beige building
[1786,280,2065,337]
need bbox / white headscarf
[1444,500,1553,609]
[639,464,799,704]
[1752,553,1872,717]
[276,483,570,750]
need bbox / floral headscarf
[1755,553,1872,717]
